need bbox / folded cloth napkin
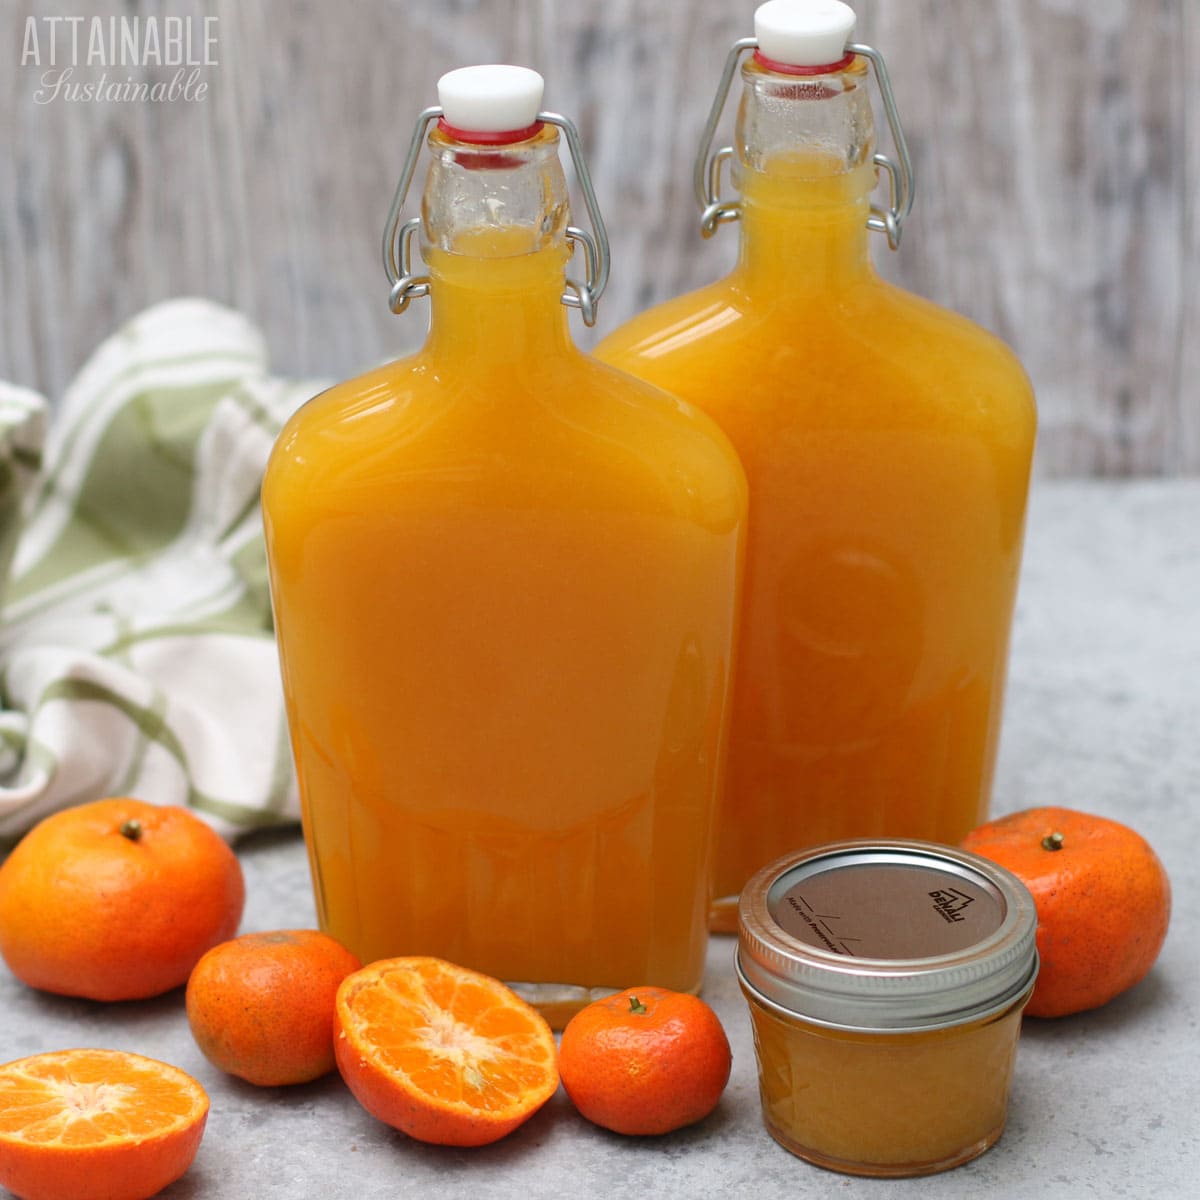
[0,299,325,841]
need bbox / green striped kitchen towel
[0,299,324,841]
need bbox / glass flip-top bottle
[596,2,1037,931]
[262,66,746,1022]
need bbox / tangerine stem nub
[120,819,144,842]
[1041,831,1065,852]
[629,995,648,1015]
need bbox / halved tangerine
[0,1048,209,1200]
[334,956,559,1147]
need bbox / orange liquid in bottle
[598,143,1036,928]
[263,230,745,1016]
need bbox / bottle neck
[425,242,573,362]
[419,126,575,363]
[732,56,877,288]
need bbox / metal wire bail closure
[693,37,915,249]
[381,108,611,325]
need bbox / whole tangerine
[558,986,732,1136]
[0,798,244,1001]
[187,929,361,1087]
[962,806,1171,1018]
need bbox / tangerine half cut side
[0,1048,209,1200]
[334,956,559,1147]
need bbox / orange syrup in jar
[738,840,1038,1176]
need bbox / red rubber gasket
[752,49,855,76]
[436,118,545,146]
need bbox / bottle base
[506,981,621,1030]
[507,978,705,1029]
[761,1115,1006,1178]
[709,894,739,934]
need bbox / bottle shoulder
[596,271,1036,431]
[262,347,746,532]
[268,354,424,449]
[866,279,1034,387]
[578,354,750,516]
[263,353,426,494]
[594,279,747,372]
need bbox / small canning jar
[738,840,1038,1178]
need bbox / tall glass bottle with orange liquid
[596,2,1036,931]
[262,67,746,1020]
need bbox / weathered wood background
[1,0,1196,476]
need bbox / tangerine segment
[334,957,559,1146]
[0,1049,208,1200]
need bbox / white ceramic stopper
[437,65,544,133]
[755,0,857,67]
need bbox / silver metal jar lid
[737,839,1039,1033]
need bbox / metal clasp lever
[381,109,611,326]
[693,38,915,250]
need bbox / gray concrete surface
[1,478,1197,1198]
